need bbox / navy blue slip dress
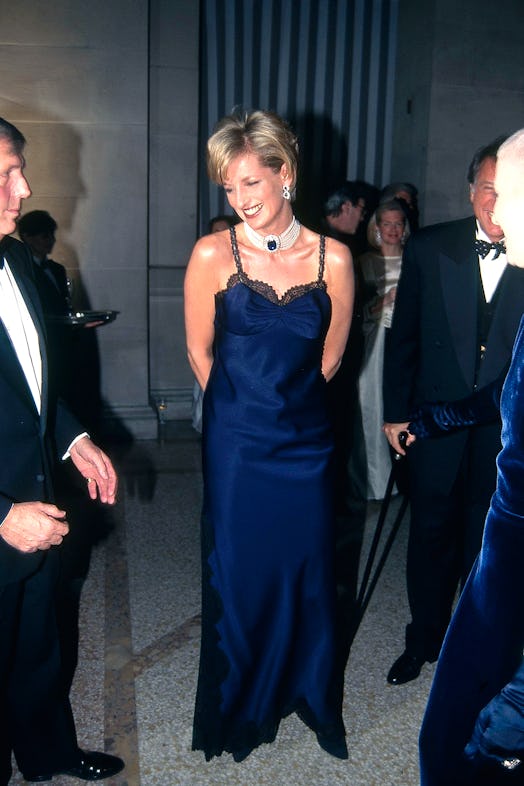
[192,227,347,762]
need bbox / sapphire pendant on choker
[243,216,301,253]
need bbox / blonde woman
[185,110,353,761]
[357,199,409,499]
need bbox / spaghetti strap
[222,226,327,306]
[318,235,326,283]
[229,226,243,275]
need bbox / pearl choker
[243,216,301,252]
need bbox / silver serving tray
[49,310,119,326]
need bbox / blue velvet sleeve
[465,657,524,762]
[407,374,503,439]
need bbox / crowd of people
[2,102,524,786]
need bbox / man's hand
[383,422,416,455]
[0,502,69,552]
[69,436,118,504]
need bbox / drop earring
[282,184,291,200]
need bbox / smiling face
[494,140,524,268]
[377,209,405,248]
[222,152,292,235]
[0,138,31,240]
[469,156,504,242]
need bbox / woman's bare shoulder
[188,230,235,279]
[185,230,237,294]
[191,229,232,261]
[324,234,352,267]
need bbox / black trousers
[0,550,79,783]
[405,440,497,662]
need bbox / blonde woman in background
[357,199,409,500]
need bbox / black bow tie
[475,238,506,259]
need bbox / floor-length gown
[192,228,347,762]
[357,251,402,499]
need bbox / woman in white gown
[358,199,410,499]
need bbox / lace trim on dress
[216,227,327,306]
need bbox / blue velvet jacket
[419,315,524,785]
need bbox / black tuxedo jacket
[383,216,524,494]
[32,256,70,319]
[0,237,81,587]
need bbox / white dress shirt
[0,255,87,457]
[0,257,42,412]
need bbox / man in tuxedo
[17,210,74,403]
[382,135,524,686]
[419,127,524,785]
[17,210,70,314]
[0,117,124,782]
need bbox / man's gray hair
[0,117,26,154]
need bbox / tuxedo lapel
[1,239,49,427]
[0,320,39,415]
[13,268,49,429]
[439,218,479,387]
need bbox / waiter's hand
[0,501,69,552]
[69,436,118,504]
[383,422,416,455]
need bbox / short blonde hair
[206,110,299,190]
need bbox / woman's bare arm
[322,238,354,381]
[184,234,225,389]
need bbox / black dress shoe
[387,651,424,685]
[24,750,124,782]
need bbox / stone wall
[3,0,523,435]
[0,0,200,437]
[392,0,524,226]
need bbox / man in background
[322,180,369,669]
[322,180,367,256]
[18,210,74,402]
